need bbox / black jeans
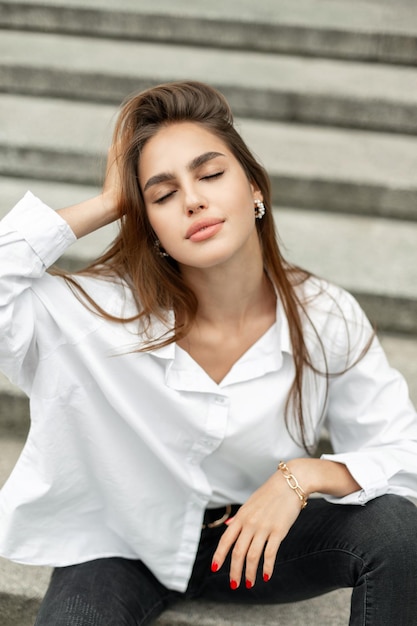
[34,495,417,626]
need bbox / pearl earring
[254,199,266,219]
[154,240,169,258]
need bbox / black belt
[202,504,240,529]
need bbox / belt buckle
[202,504,232,529]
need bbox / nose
[187,202,206,216]
[185,188,208,216]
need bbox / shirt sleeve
[0,191,76,386]
[320,290,417,505]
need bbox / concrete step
[1,176,416,334]
[277,208,417,335]
[0,0,416,65]
[0,176,99,214]
[1,331,416,440]
[1,95,417,222]
[2,31,417,134]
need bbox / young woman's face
[139,122,263,270]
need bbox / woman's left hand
[211,469,304,589]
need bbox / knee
[359,495,417,572]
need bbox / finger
[262,532,282,583]
[228,529,257,589]
[211,520,242,573]
[242,533,269,588]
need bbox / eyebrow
[143,151,226,192]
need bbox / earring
[154,239,169,258]
[254,199,266,219]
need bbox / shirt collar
[148,291,293,391]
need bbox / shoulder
[298,275,365,321]
[30,271,138,340]
[70,273,137,318]
[34,271,173,345]
[294,275,374,368]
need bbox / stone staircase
[0,1,416,624]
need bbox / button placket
[186,394,229,465]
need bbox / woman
[0,81,416,625]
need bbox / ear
[249,181,263,203]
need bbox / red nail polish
[230,579,238,590]
[263,573,270,582]
[211,562,219,572]
[245,579,252,589]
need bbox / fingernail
[245,579,252,589]
[230,579,238,590]
[211,562,219,572]
[263,573,270,582]
[225,517,234,525]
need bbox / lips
[185,218,225,240]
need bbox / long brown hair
[55,81,370,453]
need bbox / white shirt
[0,192,416,592]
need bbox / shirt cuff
[2,191,76,268]
[320,452,390,505]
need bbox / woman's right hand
[102,142,123,216]
[57,142,123,239]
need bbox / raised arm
[0,145,123,387]
[57,145,122,238]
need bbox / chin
[182,253,238,271]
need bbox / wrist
[277,461,308,509]
[284,458,319,496]
[101,189,120,223]
[284,458,361,499]
[57,193,120,239]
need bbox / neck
[180,250,275,330]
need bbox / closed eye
[154,190,176,204]
[154,171,224,203]
[201,171,224,181]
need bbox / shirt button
[214,395,225,404]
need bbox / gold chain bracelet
[277,461,308,509]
